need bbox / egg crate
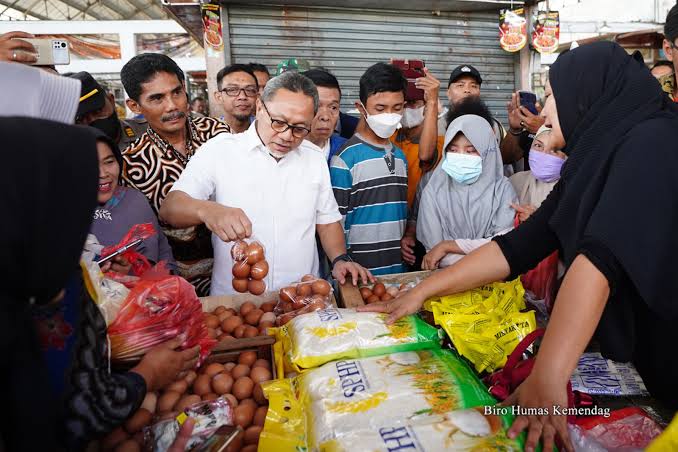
[337,270,434,308]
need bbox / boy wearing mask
[330,63,408,275]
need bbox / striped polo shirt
[330,134,408,275]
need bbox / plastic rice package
[259,349,525,451]
[570,352,649,396]
[271,307,442,374]
[144,397,234,452]
[275,275,334,326]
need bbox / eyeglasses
[220,86,258,97]
[260,101,311,138]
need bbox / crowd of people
[2,5,678,450]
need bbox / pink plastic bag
[573,407,664,450]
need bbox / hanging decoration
[532,11,560,54]
[499,8,528,53]
[201,0,224,53]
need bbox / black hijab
[0,117,98,450]
[548,42,678,317]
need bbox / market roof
[558,28,665,52]
[0,0,166,20]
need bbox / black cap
[447,65,483,87]
[665,4,678,44]
[67,71,106,117]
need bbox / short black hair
[359,62,407,105]
[191,96,205,104]
[652,60,674,71]
[121,53,185,101]
[248,63,270,76]
[303,69,341,98]
[216,64,258,90]
[445,96,494,129]
[666,4,678,43]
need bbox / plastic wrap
[570,407,663,451]
[230,238,268,295]
[99,223,156,276]
[107,273,216,364]
[275,275,333,325]
[271,307,442,374]
[570,353,648,396]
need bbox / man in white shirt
[160,71,373,295]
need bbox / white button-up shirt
[170,122,342,295]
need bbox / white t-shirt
[170,123,342,295]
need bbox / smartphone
[391,59,426,101]
[96,238,143,267]
[519,91,538,115]
[21,38,70,65]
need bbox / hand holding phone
[391,59,426,101]
[0,31,38,64]
[519,91,538,115]
[15,38,70,65]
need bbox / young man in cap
[662,4,678,101]
[120,53,231,296]
[68,71,148,151]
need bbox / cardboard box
[338,270,433,308]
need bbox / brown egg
[174,394,201,412]
[253,406,268,426]
[311,279,331,296]
[212,373,234,395]
[241,445,258,452]
[252,358,270,370]
[219,334,235,341]
[233,403,255,428]
[207,327,217,339]
[279,286,296,303]
[253,383,267,405]
[233,324,247,338]
[250,366,272,384]
[114,439,140,452]
[124,408,153,434]
[244,425,263,445]
[202,392,219,401]
[223,393,239,408]
[221,316,243,334]
[243,325,258,338]
[248,279,266,296]
[224,362,237,372]
[184,370,197,386]
[157,391,182,413]
[231,240,248,261]
[232,261,251,279]
[259,321,274,335]
[239,398,257,410]
[164,379,188,394]
[101,426,128,450]
[250,260,269,280]
[259,312,276,325]
[296,283,312,297]
[193,374,212,396]
[245,242,265,265]
[239,301,256,317]
[245,308,264,326]
[380,293,394,302]
[233,376,254,400]
[372,283,386,297]
[231,364,250,379]
[141,392,157,414]
[301,274,316,282]
[238,351,258,366]
[204,313,220,329]
[359,287,373,300]
[277,312,295,326]
[232,278,249,293]
[260,301,276,313]
[217,310,233,322]
[366,295,380,304]
[204,362,225,378]
[214,306,226,315]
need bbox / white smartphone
[21,38,71,65]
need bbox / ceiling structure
[0,0,166,21]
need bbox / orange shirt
[391,131,444,207]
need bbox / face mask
[361,103,402,138]
[442,152,482,185]
[91,112,121,141]
[528,149,565,183]
[401,106,425,128]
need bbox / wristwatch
[332,253,353,267]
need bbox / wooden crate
[338,270,434,308]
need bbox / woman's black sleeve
[493,182,561,279]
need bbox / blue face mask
[442,152,483,185]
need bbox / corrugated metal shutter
[227,4,515,124]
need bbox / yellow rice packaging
[259,349,524,451]
[271,307,442,374]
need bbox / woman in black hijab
[360,42,678,451]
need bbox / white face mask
[361,102,402,138]
[401,106,425,128]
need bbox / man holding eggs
[160,71,374,295]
